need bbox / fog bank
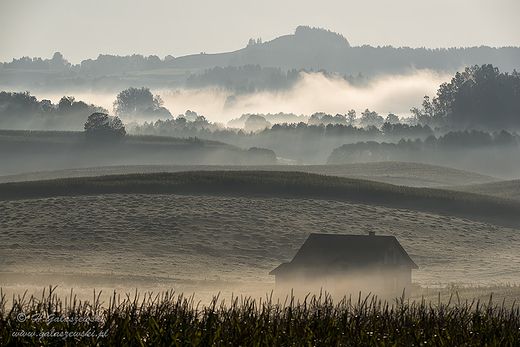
[211,70,450,122]
[16,69,450,125]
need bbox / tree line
[1,63,520,162]
[185,65,368,94]
[0,91,106,130]
[327,130,520,176]
[0,52,163,76]
[411,64,520,131]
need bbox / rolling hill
[0,170,517,222]
[0,162,500,187]
[2,26,519,92]
[0,130,276,175]
[448,179,520,201]
[1,170,519,306]
[160,26,520,76]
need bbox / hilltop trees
[79,54,162,76]
[294,26,350,48]
[1,52,70,70]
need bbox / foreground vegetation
[1,286,519,346]
[1,171,519,222]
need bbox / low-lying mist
[211,70,451,122]
[22,69,451,125]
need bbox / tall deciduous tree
[113,87,166,119]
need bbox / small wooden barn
[269,232,418,299]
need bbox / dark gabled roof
[270,233,418,275]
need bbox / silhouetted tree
[245,115,271,132]
[247,147,277,164]
[84,113,126,144]
[385,113,400,124]
[415,64,520,130]
[347,109,356,125]
[113,87,167,119]
[49,52,70,70]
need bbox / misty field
[1,169,520,345]
[1,172,520,302]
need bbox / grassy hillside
[0,129,85,143]
[0,161,501,187]
[1,187,519,302]
[1,169,519,314]
[0,130,278,175]
[448,179,520,201]
[0,129,238,148]
[0,171,518,222]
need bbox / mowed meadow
[1,167,520,307]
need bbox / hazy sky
[1,0,519,64]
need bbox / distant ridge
[165,26,520,76]
[3,26,519,84]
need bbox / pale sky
[1,0,519,64]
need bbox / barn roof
[269,233,418,275]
